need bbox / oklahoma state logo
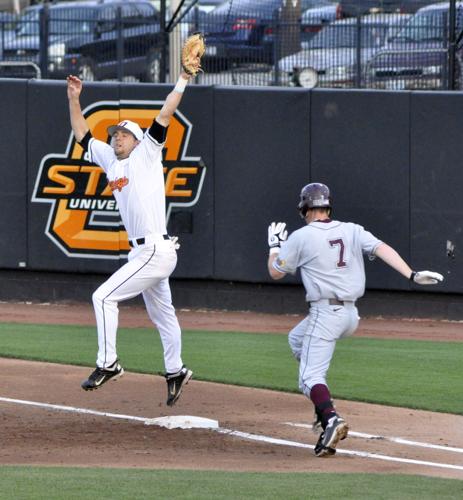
[31,101,206,259]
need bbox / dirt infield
[1,302,463,479]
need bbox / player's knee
[92,289,105,308]
[288,332,302,359]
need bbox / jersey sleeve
[134,124,166,167]
[88,138,115,173]
[357,225,382,258]
[272,232,302,275]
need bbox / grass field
[0,322,461,414]
[0,321,462,498]
[1,467,463,500]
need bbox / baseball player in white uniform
[67,67,197,406]
[267,182,443,456]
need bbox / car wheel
[78,58,95,82]
[143,50,161,83]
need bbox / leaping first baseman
[66,62,199,406]
[267,183,443,457]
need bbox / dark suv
[1,0,162,81]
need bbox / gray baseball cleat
[81,360,124,391]
[165,365,193,406]
[314,415,348,457]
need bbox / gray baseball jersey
[273,220,382,302]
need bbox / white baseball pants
[92,235,183,373]
[288,301,359,397]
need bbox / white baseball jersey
[88,133,166,239]
[274,220,382,302]
[86,126,184,374]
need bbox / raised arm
[156,71,192,127]
[67,75,89,143]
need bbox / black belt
[129,234,169,247]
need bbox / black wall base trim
[0,270,460,320]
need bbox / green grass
[0,322,461,414]
[0,467,461,500]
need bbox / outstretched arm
[156,71,192,127]
[67,75,89,143]
[374,242,443,284]
[374,243,413,279]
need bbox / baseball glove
[181,32,206,77]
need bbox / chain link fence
[0,0,462,90]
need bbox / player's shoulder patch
[276,257,286,268]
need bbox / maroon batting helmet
[298,183,332,218]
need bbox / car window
[98,6,117,31]
[392,7,463,43]
[308,23,389,49]
[16,7,98,36]
[301,0,332,8]
[122,4,140,19]
[16,9,39,36]
[213,0,281,16]
[136,3,158,20]
[50,8,98,35]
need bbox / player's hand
[268,222,288,253]
[411,270,444,285]
[170,236,180,250]
[67,75,83,100]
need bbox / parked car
[277,13,410,87]
[0,11,18,57]
[198,0,340,68]
[301,1,341,44]
[338,1,437,17]
[367,1,463,90]
[1,0,163,81]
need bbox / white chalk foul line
[217,428,463,471]
[284,422,463,455]
[2,397,462,472]
[0,396,147,423]
[0,397,216,429]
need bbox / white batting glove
[268,222,288,254]
[410,270,444,285]
[170,236,180,250]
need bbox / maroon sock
[310,384,336,428]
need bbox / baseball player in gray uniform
[267,182,443,457]
[67,66,198,406]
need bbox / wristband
[269,247,280,255]
[174,76,189,93]
[409,271,416,281]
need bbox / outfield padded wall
[0,79,458,294]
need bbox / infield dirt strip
[0,302,463,480]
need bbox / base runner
[267,182,443,456]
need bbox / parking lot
[0,0,461,90]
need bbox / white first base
[144,415,219,429]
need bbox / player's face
[112,130,139,159]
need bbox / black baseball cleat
[314,432,336,457]
[314,415,349,457]
[165,365,193,406]
[81,360,124,391]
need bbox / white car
[277,13,410,88]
